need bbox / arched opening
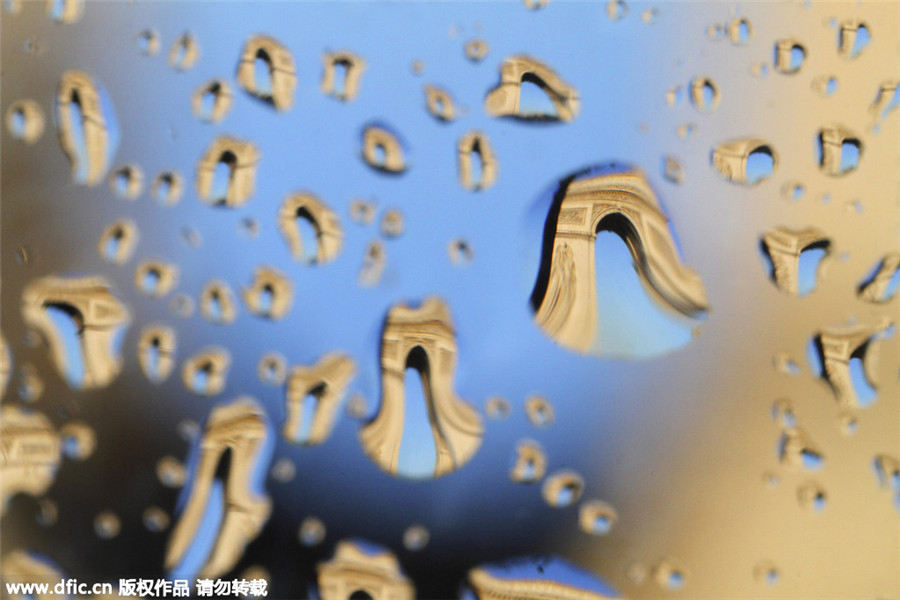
[332,59,350,97]
[253,48,274,98]
[398,346,438,479]
[518,72,558,119]
[293,207,320,263]
[745,146,775,184]
[849,342,877,407]
[349,591,374,600]
[211,151,237,205]
[67,88,88,182]
[797,241,829,296]
[43,302,86,388]
[468,137,484,188]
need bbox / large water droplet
[816,125,862,176]
[774,39,806,74]
[55,70,119,185]
[485,55,579,122]
[837,20,870,59]
[857,253,899,303]
[236,35,296,110]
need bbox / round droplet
[109,164,144,200]
[143,506,170,532]
[727,17,752,45]
[641,8,658,25]
[298,517,326,547]
[838,412,858,436]
[771,398,797,428]
[750,62,769,78]
[349,199,377,225]
[812,75,838,97]
[676,123,696,140]
[653,558,687,590]
[192,79,232,123]
[780,181,805,202]
[17,364,43,402]
[606,0,628,21]
[778,428,824,471]
[542,470,585,508]
[6,99,44,144]
[510,439,547,484]
[662,155,684,184]
[410,60,424,75]
[381,208,404,238]
[169,32,200,71]
[239,217,261,239]
[485,396,511,419]
[60,422,96,460]
[36,499,58,526]
[706,23,724,41]
[626,562,648,584]
[258,352,287,385]
[151,171,184,206]
[94,511,121,539]
[345,393,368,418]
[135,29,160,56]
[579,500,618,535]
[200,280,239,325]
[448,238,474,266]
[402,525,430,551]
[169,293,194,318]
[135,260,178,297]
[177,419,200,442]
[689,77,720,113]
[525,395,554,427]
[665,86,683,107]
[271,458,296,483]
[180,226,202,249]
[762,471,780,488]
[465,38,489,62]
[797,481,827,512]
[816,125,862,176]
[156,456,186,488]
[753,560,779,586]
[774,39,806,74]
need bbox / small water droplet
[200,280,239,325]
[321,51,366,102]
[676,123,696,140]
[749,62,769,78]
[169,293,195,319]
[47,0,83,24]
[816,125,862,176]
[774,39,806,74]
[94,510,121,539]
[510,439,547,484]
[606,0,628,21]
[778,428,824,471]
[626,562,648,584]
[485,396,510,419]
[6,99,44,144]
[169,32,200,71]
[858,253,900,303]
[525,395,554,427]
[712,138,777,185]
[151,171,184,206]
[780,181,805,202]
[99,219,138,264]
[109,164,144,200]
[157,456,186,488]
[727,17,752,45]
[17,364,44,402]
[797,481,827,512]
[838,412,858,436]
[402,525,429,551]
[349,199,377,225]
[689,77,720,113]
[753,560,779,585]
[542,470,584,508]
[706,23,724,41]
[180,226,202,249]
[345,393,368,418]
[60,421,95,460]
[380,208,405,238]
[653,558,687,590]
[771,398,797,428]
[143,506,170,532]
[465,38,489,62]
[135,260,178,298]
[665,86,683,107]
[237,35,296,110]
[135,29,160,56]
[242,267,293,320]
[298,517,326,547]
[870,81,899,122]
[36,498,58,527]
[362,124,408,173]
[193,79,233,124]
[270,457,295,483]
[662,155,684,184]
[812,75,839,97]
[358,240,386,287]
[197,136,260,207]
[258,352,287,385]
[410,59,425,75]
[579,500,617,535]
[641,8,658,25]
[762,471,781,488]
[448,238,474,266]
[182,347,230,396]
[837,19,870,59]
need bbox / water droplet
[321,51,366,101]
[177,420,200,442]
[345,393,368,419]
[237,35,296,110]
[837,19,870,59]
[641,8,658,25]
[165,398,273,580]
[816,125,862,176]
[135,260,179,297]
[448,238,474,267]
[242,266,293,320]
[270,457,295,483]
[727,17,752,45]
[870,81,899,122]
[192,79,233,124]
[98,219,138,265]
[60,421,95,460]
[180,226,202,248]
[358,240,386,287]
[278,192,344,264]
[380,208,405,238]
[797,481,827,512]
[349,199,377,225]
[298,517,326,547]
[362,123,407,173]
[781,181,805,202]
[360,298,483,479]
[838,412,858,436]
[135,29,160,56]
[778,428,824,471]
[676,122,696,140]
[626,562,648,584]
[485,396,510,419]
[36,498,58,527]
[749,62,769,78]
[774,39,806,74]
[525,394,554,427]
[662,155,684,184]
[157,456,187,488]
[109,164,144,200]
[666,86,683,107]
[510,439,547,484]
[168,32,199,71]
[712,138,777,185]
[465,38,489,62]
[689,77,720,113]
[706,23,723,41]
[6,99,44,144]
[181,347,230,396]
[771,398,797,428]
[858,253,900,303]
[143,506,170,532]
[47,0,83,23]
[760,227,830,296]
[753,560,779,585]
[606,0,628,21]
[55,70,119,185]
[523,0,548,9]
[811,323,887,408]
[21,276,131,389]
[284,353,356,447]
[196,136,260,207]
[579,500,617,535]
[239,217,261,239]
[410,59,425,75]
[773,352,802,375]
[17,364,43,402]
[812,75,839,97]
[136,326,178,383]
[542,470,584,508]
[200,280,239,325]
[95,511,121,539]
[457,131,498,191]
[169,293,195,319]
[653,558,687,590]
[0,407,63,511]
[402,525,429,551]
[257,352,287,385]
[762,471,781,488]
[424,85,457,122]
[485,56,580,122]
